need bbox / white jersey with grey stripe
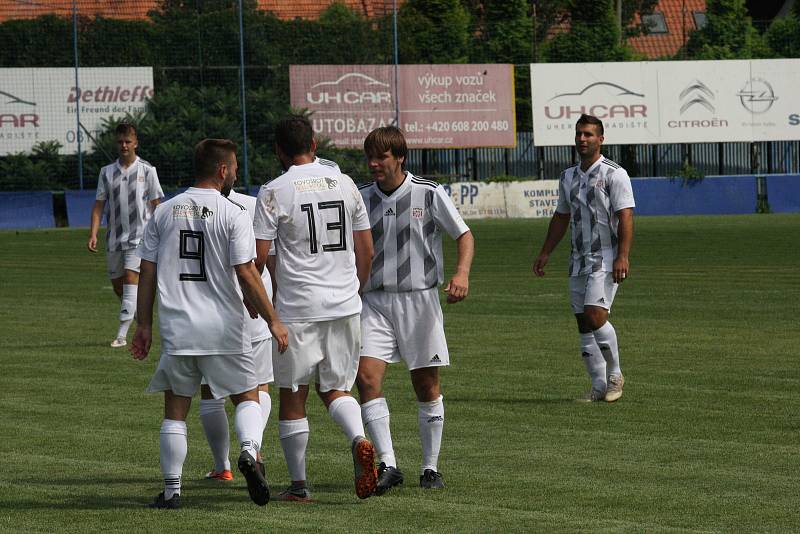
[229,190,273,343]
[555,156,635,276]
[95,157,163,252]
[137,187,254,356]
[253,160,370,322]
[359,172,469,293]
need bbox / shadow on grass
[447,395,576,405]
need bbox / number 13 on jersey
[300,200,347,254]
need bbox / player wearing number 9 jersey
[253,115,377,501]
[132,139,288,509]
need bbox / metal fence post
[237,0,250,187]
[72,0,83,190]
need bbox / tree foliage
[683,0,770,59]
[397,0,470,63]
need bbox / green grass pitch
[0,214,798,532]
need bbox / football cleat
[204,469,234,481]
[110,337,127,348]
[351,436,378,499]
[576,388,606,403]
[237,450,270,506]
[273,485,313,503]
[605,374,625,402]
[147,491,181,509]
[419,469,445,489]
[375,462,404,496]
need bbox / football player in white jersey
[356,126,474,492]
[198,189,276,482]
[87,123,163,348]
[131,139,288,509]
[532,114,635,403]
[253,115,377,501]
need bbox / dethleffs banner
[530,59,800,145]
[290,64,516,149]
[0,67,154,155]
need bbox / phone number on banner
[406,120,510,133]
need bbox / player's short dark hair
[275,115,314,158]
[576,114,604,136]
[364,126,407,168]
[194,138,237,179]
[115,122,137,137]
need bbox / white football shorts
[360,287,450,370]
[200,337,273,386]
[107,248,141,279]
[147,351,258,399]
[272,314,360,393]
[569,271,619,314]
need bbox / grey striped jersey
[555,156,635,276]
[359,172,469,293]
[95,157,163,252]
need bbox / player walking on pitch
[87,123,163,348]
[253,116,377,501]
[357,126,474,492]
[532,114,635,403]
[198,188,277,483]
[131,139,288,509]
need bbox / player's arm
[87,200,105,252]
[130,259,156,360]
[255,239,272,274]
[148,198,161,212]
[444,230,474,304]
[613,208,634,283]
[235,261,288,353]
[532,211,570,277]
[353,229,374,292]
[265,254,277,300]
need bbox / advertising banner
[0,67,154,155]
[290,64,516,149]
[531,59,800,145]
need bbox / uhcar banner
[290,64,516,149]
[0,67,154,155]
[530,59,800,145]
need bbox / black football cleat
[147,491,181,509]
[375,462,404,496]
[238,450,270,506]
[419,469,445,489]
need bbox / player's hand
[87,236,98,253]
[269,319,289,354]
[243,297,259,319]
[130,325,152,360]
[532,253,549,277]
[613,255,630,284]
[443,272,469,304]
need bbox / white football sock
[159,419,187,499]
[258,390,271,436]
[119,284,137,323]
[361,397,396,467]
[199,398,230,472]
[279,418,309,483]
[328,395,365,443]
[593,321,621,377]
[418,395,444,474]
[233,400,261,459]
[580,332,607,392]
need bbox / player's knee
[584,307,608,330]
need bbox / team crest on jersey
[172,204,214,220]
[412,207,424,219]
[293,177,336,193]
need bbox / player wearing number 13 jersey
[253,115,377,501]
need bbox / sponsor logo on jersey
[427,415,444,423]
[581,351,592,358]
[172,204,214,220]
[293,177,335,193]
[385,207,395,216]
[430,354,441,363]
[412,207,424,219]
